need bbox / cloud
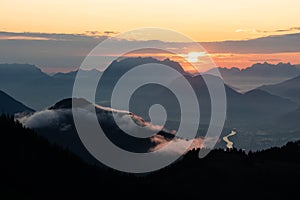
[85,30,102,35]
[103,31,119,35]
[17,109,62,129]
[0,31,108,41]
[235,29,258,33]
[256,27,300,33]
[290,27,300,31]
[201,33,300,54]
[1,30,300,71]
[235,27,300,34]
[248,58,282,62]
[16,103,206,155]
[0,31,108,70]
[17,104,170,139]
[150,137,204,155]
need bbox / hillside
[207,62,300,92]
[260,75,300,104]
[0,90,33,114]
[1,115,300,199]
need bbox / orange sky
[2,0,300,42]
[1,0,300,71]
[210,52,300,69]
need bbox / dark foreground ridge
[1,115,299,199]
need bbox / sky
[1,0,300,72]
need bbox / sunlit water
[223,130,237,149]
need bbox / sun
[187,52,205,63]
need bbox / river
[223,130,237,149]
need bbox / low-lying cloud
[150,136,204,155]
[17,109,61,128]
[16,104,205,155]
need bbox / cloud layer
[17,104,204,155]
[1,31,300,71]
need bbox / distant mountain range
[17,87,299,152]
[2,59,300,150]
[260,75,300,104]
[207,62,300,92]
[128,72,299,150]
[0,59,184,110]
[2,61,299,110]
[0,63,102,110]
[0,90,33,115]
[259,76,300,139]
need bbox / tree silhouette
[0,114,300,199]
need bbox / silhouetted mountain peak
[207,62,300,92]
[244,89,269,96]
[49,98,92,110]
[0,63,49,78]
[109,57,186,74]
[0,90,34,114]
[260,74,300,104]
[244,62,297,73]
[52,69,101,79]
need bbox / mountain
[170,75,298,150]
[0,58,187,110]
[2,114,300,198]
[170,74,298,149]
[272,106,300,141]
[103,57,186,77]
[17,98,177,164]
[3,60,297,110]
[260,75,300,104]
[0,63,50,81]
[207,62,300,92]
[2,60,300,150]
[17,83,299,153]
[276,107,300,129]
[0,114,131,199]
[226,89,299,150]
[0,63,103,110]
[128,72,297,127]
[0,63,68,109]
[52,68,101,80]
[0,90,34,114]
[228,89,297,123]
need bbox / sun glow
[187,52,205,63]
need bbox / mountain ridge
[206,62,300,92]
[0,58,188,109]
[259,75,300,104]
[0,90,34,115]
[2,114,300,198]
